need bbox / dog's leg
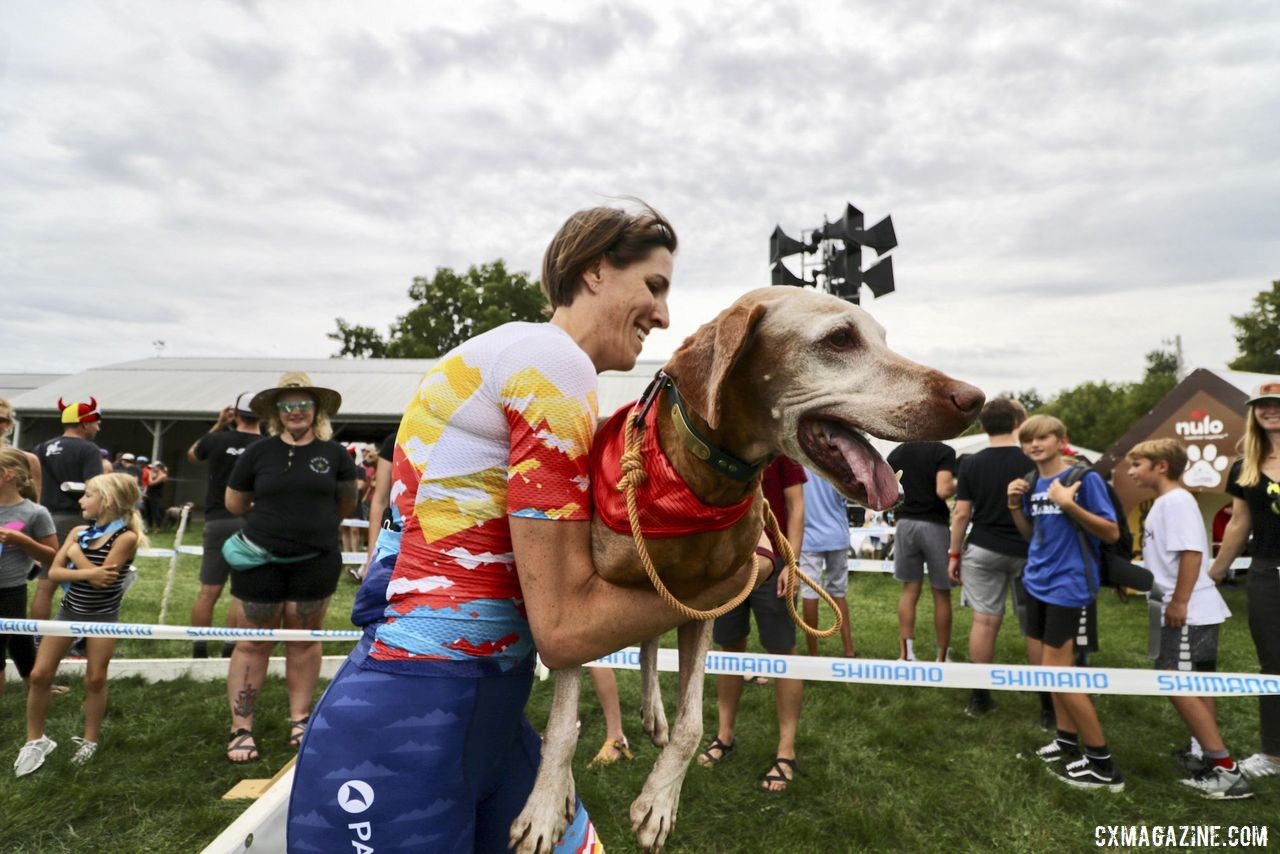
[510,666,582,854]
[631,620,712,852]
[638,637,669,747]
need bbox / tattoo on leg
[233,679,259,719]
[241,600,281,626]
[293,598,329,625]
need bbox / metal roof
[8,357,668,423]
[0,374,68,402]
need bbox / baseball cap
[235,391,257,415]
[1246,383,1280,406]
[121,453,136,461]
[137,455,149,463]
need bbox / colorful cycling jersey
[362,322,597,675]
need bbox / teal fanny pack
[221,530,320,571]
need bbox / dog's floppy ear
[664,301,766,430]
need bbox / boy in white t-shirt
[1127,439,1252,800]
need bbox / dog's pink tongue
[831,433,901,510]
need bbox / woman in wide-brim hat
[223,371,357,764]
[248,371,342,440]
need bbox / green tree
[1228,280,1280,373]
[330,260,547,358]
[1038,348,1179,452]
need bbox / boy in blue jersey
[1007,415,1124,792]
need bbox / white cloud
[2,0,1278,397]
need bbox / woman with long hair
[1210,383,1280,779]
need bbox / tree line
[332,267,1280,454]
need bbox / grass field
[1,524,1276,852]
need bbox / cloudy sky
[3,1,1278,397]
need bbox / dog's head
[664,287,983,510]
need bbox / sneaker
[1172,748,1207,775]
[14,736,57,777]
[1238,752,1280,780]
[1179,765,1254,800]
[1054,756,1125,792]
[69,737,98,767]
[964,691,998,718]
[1035,739,1077,763]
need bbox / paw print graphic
[1183,443,1229,488]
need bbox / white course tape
[133,546,366,564]
[0,618,360,643]
[590,646,1280,698]
[6,619,1274,697]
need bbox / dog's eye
[823,328,858,350]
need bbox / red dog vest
[591,399,755,539]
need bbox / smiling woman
[288,200,762,853]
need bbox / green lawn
[1,528,1275,851]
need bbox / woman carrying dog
[223,372,357,764]
[1209,382,1280,780]
[289,202,770,852]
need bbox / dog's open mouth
[799,417,901,511]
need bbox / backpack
[1022,462,1152,594]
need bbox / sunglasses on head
[276,400,315,413]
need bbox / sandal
[289,716,310,749]
[587,737,634,769]
[757,756,802,793]
[227,728,259,764]
[697,737,735,768]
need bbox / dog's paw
[630,776,683,852]
[509,783,575,854]
[640,698,669,747]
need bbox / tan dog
[510,286,983,852]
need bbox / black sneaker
[964,691,998,718]
[1054,756,1125,792]
[1035,739,1078,763]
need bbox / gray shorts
[961,543,1027,624]
[200,517,245,586]
[893,518,952,590]
[36,511,88,581]
[712,581,796,654]
[56,605,121,624]
[1152,622,1221,671]
[799,550,848,600]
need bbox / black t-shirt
[194,430,265,521]
[886,441,957,524]
[956,445,1033,558]
[1226,458,1280,559]
[33,435,103,513]
[227,436,357,555]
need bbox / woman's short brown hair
[540,199,677,309]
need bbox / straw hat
[249,371,342,419]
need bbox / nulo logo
[1174,408,1225,440]
[338,780,375,853]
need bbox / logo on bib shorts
[309,456,332,474]
[338,780,375,814]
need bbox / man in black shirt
[886,441,958,661]
[31,398,107,621]
[946,399,1037,718]
[186,393,263,658]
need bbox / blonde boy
[1126,439,1251,799]
[1007,415,1123,791]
